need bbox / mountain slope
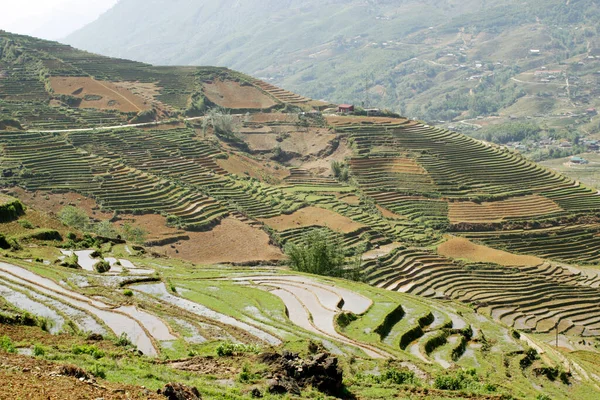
[2,31,600,399]
[65,0,600,119]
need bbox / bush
[18,219,34,229]
[379,368,416,385]
[285,230,347,278]
[33,344,46,356]
[90,363,106,379]
[114,332,132,347]
[72,344,105,359]
[61,252,80,269]
[58,206,89,230]
[123,289,133,297]
[94,260,111,273]
[0,336,15,353]
[215,342,260,357]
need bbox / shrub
[285,230,346,278]
[0,336,15,353]
[33,344,46,356]
[215,342,260,357]
[94,260,111,273]
[18,219,34,229]
[72,344,105,359]
[90,363,106,379]
[379,368,416,385]
[58,206,90,230]
[61,252,80,269]
[114,332,132,347]
[123,289,133,297]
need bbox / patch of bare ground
[376,205,406,220]
[49,77,150,113]
[9,188,113,220]
[168,356,240,375]
[337,194,361,205]
[260,207,364,233]
[298,138,352,176]
[111,80,170,110]
[249,113,299,124]
[216,153,290,183]
[0,354,161,400]
[280,129,336,156]
[113,213,185,244]
[438,236,543,266]
[203,80,278,109]
[448,194,564,224]
[0,326,161,399]
[152,217,285,264]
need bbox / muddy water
[134,283,281,345]
[0,282,64,334]
[0,263,156,356]
[19,284,106,335]
[61,250,97,271]
[255,280,341,311]
[267,285,390,359]
[234,275,372,314]
[117,305,176,341]
[432,335,459,369]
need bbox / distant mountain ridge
[65,0,600,118]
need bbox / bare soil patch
[260,207,364,233]
[337,194,361,205]
[9,188,113,221]
[438,237,543,266]
[448,195,563,224]
[216,153,290,183]
[49,77,150,113]
[249,113,299,124]
[299,138,352,176]
[153,217,285,264]
[280,129,336,156]
[376,205,406,220]
[203,80,278,109]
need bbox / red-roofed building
[338,104,355,113]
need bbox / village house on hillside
[338,104,355,114]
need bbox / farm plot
[202,80,278,110]
[448,194,564,224]
[0,262,158,355]
[230,275,391,358]
[49,77,150,113]
[260,206,364,233]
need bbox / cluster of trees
[331,161,350,182]
[285,230,363,280]
[470,122,541,144]
[58,206,146,244]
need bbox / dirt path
[27,116,206,134]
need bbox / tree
[121,223,147,244]
[58,206,90,230]
[205,108,239,140]
[94,260,111,273]
[285,230,361,279]
[94,220,118,239]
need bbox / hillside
[64,0,600,149]
[2,31,600,399]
